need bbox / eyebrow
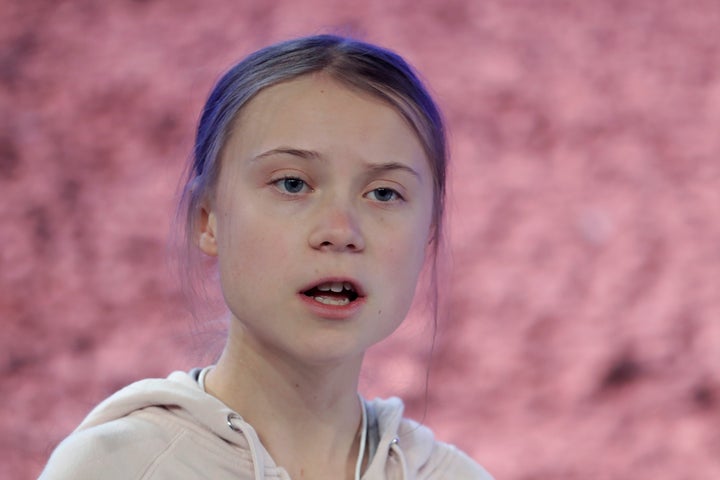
[252,147,421,179]
[366,162,421,180]
[252,147,321,162]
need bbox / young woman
[40,34,493,480]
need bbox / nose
[308,200,365,252]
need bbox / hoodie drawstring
[389,438,408,480]
[227,412,266,479]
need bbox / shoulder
[367,397,493,479]
[40,407,186,480]
[421,440,494,480]
[397,418,494,480]
[40,370,257,480]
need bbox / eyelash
[270,176,404,203]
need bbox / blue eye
[369,187,402,202]
[274,177,308,194]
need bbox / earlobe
[197,206,219,257]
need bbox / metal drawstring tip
[227,412,243,432]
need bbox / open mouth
[302,281,360,306]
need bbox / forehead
[224,74,429,167]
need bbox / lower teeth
[314,296,350,306]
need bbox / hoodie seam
[138,406,263,475]
[137,429,186,480]
[424,444,453,479]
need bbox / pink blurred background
[2,1,719,478]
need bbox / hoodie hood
[73,371,422,476]
[51,370,490,479]
[74,371,275,478]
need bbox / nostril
[317,240,358,249]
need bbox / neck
[204,321,365,479]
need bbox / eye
[273,176,310,195]
[367,187,403,202]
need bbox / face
[198,74,435,366]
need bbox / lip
[297,293,367,320]
[298,277,367,320]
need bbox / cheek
[382,227,429,285]
[376,242,427,332]
[215,211,293,286]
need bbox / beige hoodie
[40,371,493,479]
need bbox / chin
[286,335,376,369]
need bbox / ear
[427,222,438,246]
[197,204,219,257]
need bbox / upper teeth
[316,281,354,293]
